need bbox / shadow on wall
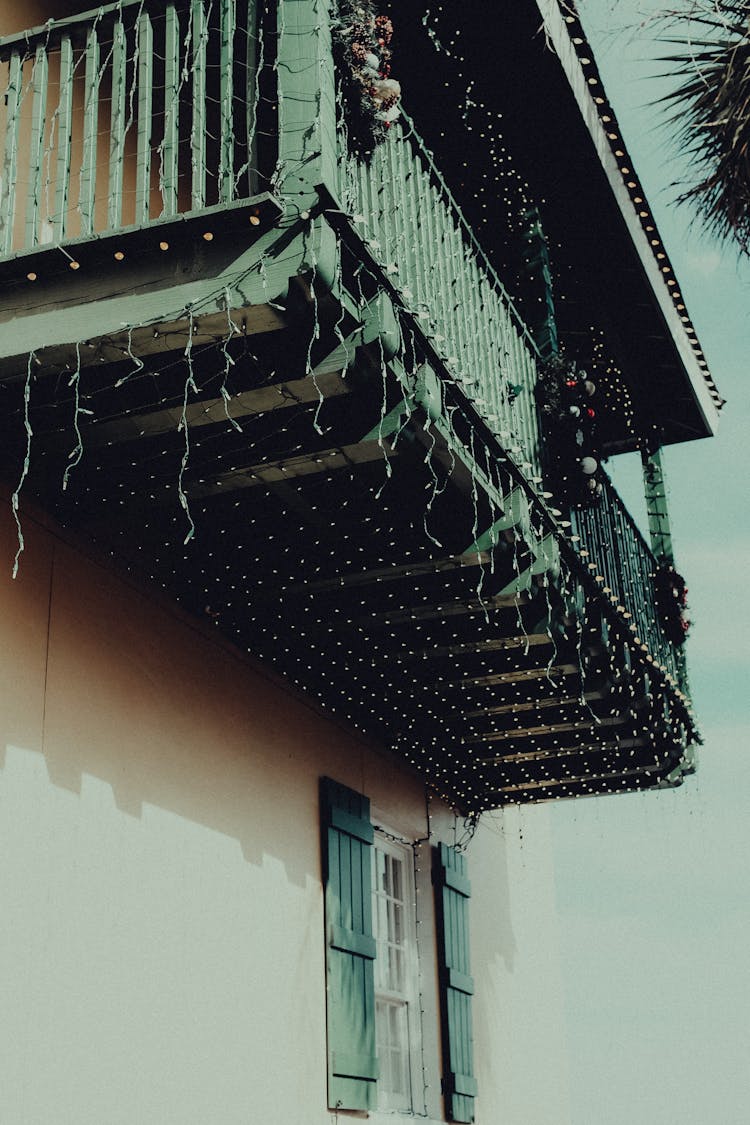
[0,0,88,35]
[0,498,384,891]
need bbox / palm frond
[657,1,750,252]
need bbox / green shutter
[320,777,378,1111]
[435,843,477,1123]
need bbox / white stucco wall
[0,494,571,1124]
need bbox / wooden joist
[492,762,662,798]
[406,633,553,661]
[450,663,579,688]
[185,440,397,498]
[0,301,286,383]
[465,690,602,719]
[463,713,626,746]
[85,370,350,445]
[282,550,492,594]
[477,735,649,766]
[363,592,527,627]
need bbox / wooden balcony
[0,0,698,810]
[0,0,267,257]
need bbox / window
[372,833,422,1113]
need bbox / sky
[546,4,750,1123]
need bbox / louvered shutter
[320,777,378,1110]
[435,843,477,1123]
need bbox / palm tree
[658,1,750,252]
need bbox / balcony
[0,0,698,809]
[0,0,270,256]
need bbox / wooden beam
[465,690,602,719]
[451,663,579,688]
[185,440,396,499]
[283,550,492,595]
[477,735,649,766]
[463,713,626,746]
[85,371,349,446]
[365,592,527,627]
[0,302,285,384]
[404,633,553,661]
[493,763,660,798]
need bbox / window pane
[392,901,403,944]
[376,998,409,1105]
[388,943,404,992]
[372,838,418,1114]
[376,847,386,892]
[390,854,402,902]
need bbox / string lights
[0,0,704,814]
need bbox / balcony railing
[571,474,682,682]
[0,0,263,256]
[338,116,543,479]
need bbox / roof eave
[536,0,722,440]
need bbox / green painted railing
[0,0,261,255]
[338,118,543,478]
[571,474,681,681]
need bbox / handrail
[398,109,540,359]
[0,0,152,53]
[0,0,263,256]
[571,472,681,680]
[337,120,543,477]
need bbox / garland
[535,353,604,505]
[332,2,401,158]
[654,564,691,646]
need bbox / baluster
[386,138,408,295]
[219,0,235,202]
[414,165,435,328]
[480,274,499,419]
[25,45,48,248]
[1,51,23,255]
[160,5,180,218]
[373,146,390,268]
[404,150,426,314]
[446,218,473,389]
[362,155,378,257]
[246,0,260,196]
[467,255,490,404]
[527,350,543,476]
[108,19,127,229]
[421,167,451,349]
[390,140,408,295]
[79,26,100,237]
[53,36,74,242]
[191,0,207,209]
[488,304,510,439]
[135,11,154,225]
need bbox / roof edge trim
[536,0,722,439]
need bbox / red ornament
[586,407,595,418]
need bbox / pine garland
[655,564,691,645]
[332,2,401,158]
[535,353,603,505]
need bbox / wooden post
[161,5,181,218]
[54,36,74,242]
[275,0,339,289]
[219,0,235,203]
[1,52,23,254]
[26,45,49,248]
[79,26,100,237]
[641,446,674,565]
[108,19,127,229]
[135,11,154,226]
[276,0,337,205]
[191,0,207,210]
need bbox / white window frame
[371,829,423,1115]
